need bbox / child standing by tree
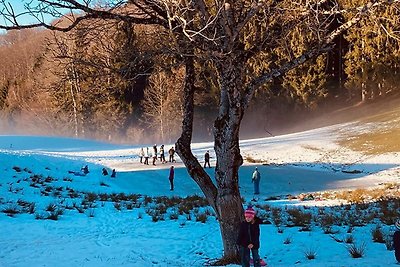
[394,219,400,264]
[237,206,261,267]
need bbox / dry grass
[301,145,323,151]
[339,128,400,155]
[244,155,266,164]
[337,105,400,155]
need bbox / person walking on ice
[237,206,263,267]
[169,147,176,163]
[252,167,261,195]
[144,147,149,165]
[169,165,175,191]
[152,144,158,165]
[159,144,166,163]
[139,147,144,163]
[204,150,211,168]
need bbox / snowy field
[0,120,399,267]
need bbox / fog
[1,94,398,145]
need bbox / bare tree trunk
[176,55,245,264]
[71,64,85,137]
[176,55,218,210]
[212,58,245,262]
[66,69,79,137]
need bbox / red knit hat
[244,207,256,218]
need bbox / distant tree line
[0,4,399,143]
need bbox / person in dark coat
[152,144,158,165]
[169,165,175,191]
[204,150,211,168]
[237,206,261,267]
[111,169,116,178]
[169,147,176,163]
[81,165,89,175]
[102,168,108,176]
[394,219,400,263]
[159,145,166,163]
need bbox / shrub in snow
[84,192,98,203]
[46,203,57,212]
[74,204,85,213]
[303,246,317,260]
[143,196,152,205]
[151,212,164,222]
[319,212,339,229]
[2,204,20,216]
[271,207,282,227]
[347,242,366,258]
[125,202,134,210]
[114,202,121,211]
[116,193,128,201]
[379,200,400,225]
[347,226,354,233]
[17,199,35,214]
[330,235,344,243]
[169,209,179,220]
[99,193,109,201]
[44,176,55,183]
[12,166,22,172]
[47,209,63,220]
[286,208,312,227]
[283,236,292,245]
[195,212,208,223]
[323,226,339,235]
[127,194,140,205]
[344,234,354,244]
[371,225,385,243]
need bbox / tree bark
[212,57,245,262]
[178,54,246,263]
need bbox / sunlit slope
[336,97,400,155]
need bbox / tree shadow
[239,162,399,197]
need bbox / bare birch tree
[142,67,184,143]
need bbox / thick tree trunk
[212,59,245,262]
[176,55,245,264]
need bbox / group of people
[102,167,116,178]
[68,165,116,178]
[139,145,176,166]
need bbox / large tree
[1,0,399,263]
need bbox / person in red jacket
[237,206,261,267]
[394,219,400,263]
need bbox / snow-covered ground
[0,120,399,267]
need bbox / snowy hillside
[0,113,399,267]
